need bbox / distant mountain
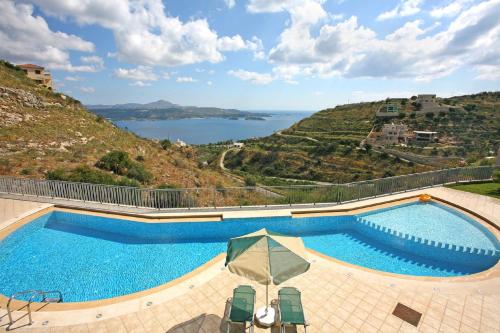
[86,100,270,120]
[87,99,179,110]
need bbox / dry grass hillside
[0,60,235,189]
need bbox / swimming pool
[0,201,498,302]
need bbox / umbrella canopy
[225,228,310,285]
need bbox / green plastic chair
[278,287,309,333]
[226,285,255,333]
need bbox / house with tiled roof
[18,64,53,89]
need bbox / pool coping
[0,193,499,314]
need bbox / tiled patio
[0,187,499,333]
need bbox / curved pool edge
[0,194,499,313]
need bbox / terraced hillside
[224,93,498,183]
[285,102,376,143]
[225,102,430,183]
[0,60,234,189]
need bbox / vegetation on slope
[0,60,235,189]
[223,93,498,183]
[223,102,428,183]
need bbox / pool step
[354,217,500,269]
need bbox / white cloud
[474,65,500,80]
[207,80,213,85]
[176,76,197,83]
[161,71,171,79]
[217,35,264,59]
[114,66,158,81]
[80,86,95,93]
[26,0,253,67]
[0,1,95,71]
[65,76,83,81]
[217,35,247,51]
[376,0,423,21]
[224,0,236,9]
[130,81,151,87]
[430,0,473,18]
[258,0,500,82]
[228,70,274,85]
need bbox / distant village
[364,94,453,147]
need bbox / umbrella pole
[265,282,269,314]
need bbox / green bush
[160,139,172,150]
[96,151,152,183]
[47,166,139,187]
[493,170,500,183]
[244,176,257,187]
[383,170,395,178]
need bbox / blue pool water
[0,202,498,302]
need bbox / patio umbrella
[225,228,310,312]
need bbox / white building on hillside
[413,131,438,143]
[381,123,409,144]
[176,139,187,147]
[233,142,244,148]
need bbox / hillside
[87,100,270,121]
[224,93,499,183]
[0,60,235,189]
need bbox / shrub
[383,170,395,178]
[313,143,337,155]
[244,176,257,187]
[493,170,500,183]
[398,112,406,119]
[425,112,434,119]
[20,168,32,175]
[160,139,172,150]
[126,164,153,183]
[135,155,145,162]
[341,145,353,156]
[47,166,140,187]
[464,104,476,112]
[96,151,152,183]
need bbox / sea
[115,111,313,144]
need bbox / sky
[0,0,499,110]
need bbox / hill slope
[224,93,499,183]
[0,60,234,189]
